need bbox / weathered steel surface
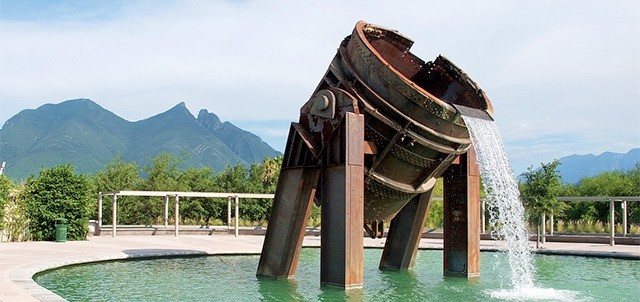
[258,20,491,287]
[320,113,364,288]
[379,190,433,270]
[334,21,491,226]
[256,125,321,278]
[442,148,480,277]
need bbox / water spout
[461,113,535,289]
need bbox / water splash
[460,114,535,289]
[487,287,584,302]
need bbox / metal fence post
[175,195,180,236]
[550,212,554,236]
[235,196,239,237]
[609,199,615,246]
[541,211,546,244]
[622,200,628,236]
[228,196,232,229]
[164,195,169,228]
[98,192,103,233]
[112,194,117,238]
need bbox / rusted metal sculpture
[257,21,493,288]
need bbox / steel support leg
[442,148,480,277]
[320,113,364,288]
[257,167,320,278]
[379,191,433,270]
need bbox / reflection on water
[35,249,639,302]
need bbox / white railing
[555,196,639,246]
[98,192,638,245]
[98,191,274,237]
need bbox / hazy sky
[1,0,638,174]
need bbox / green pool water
[34,249,639,301]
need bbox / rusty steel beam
[320,112,365,288]
[379,190,433,270]
[442,147,480,277]
[257,125,321,279]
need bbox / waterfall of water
[461,114,535,289]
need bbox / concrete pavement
[1,235,638,302]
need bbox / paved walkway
[1,235,638,302]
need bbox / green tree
[142,153,183,191]
[93,155,142,224]
[568,165,640,224]
[520,160,564,227]
[425,178,444,229]
[215,163,259,221]
[133,153,185,225]
[24,165,94,241]
[249,157,282,194]
[177,167,217,224]
[94,155,141,192]
[245,157,282,222]
[578,170,634,196]
[214,164,250,193]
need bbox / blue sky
[1,0,638,174]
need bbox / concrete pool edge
[2,235,638,302]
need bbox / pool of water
[35,249,639,301]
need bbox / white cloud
[1,0,638,172]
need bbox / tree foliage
[23,165,94,241]
[520,160,564,223]
[94,155,141,192]
[90,154,283,226]
[177,167,216,223]
[5,150,636,241]
[560,164,640,224]
[519,163,640,226]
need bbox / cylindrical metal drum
[306,21,493,222]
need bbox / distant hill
[0,99,282,180]
[557,148,640,184]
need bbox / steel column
[379,191,433,270]
[442,148,480,277]
[257,167,321,278]
[320,112,364,288]
[257,121,324,279]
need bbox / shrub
[0,175,15,231]
[24,165,94,241]
[1,181,30,242]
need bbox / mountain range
[555,148,639,184]
[0,99,281,180]
[0,99,637,183]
